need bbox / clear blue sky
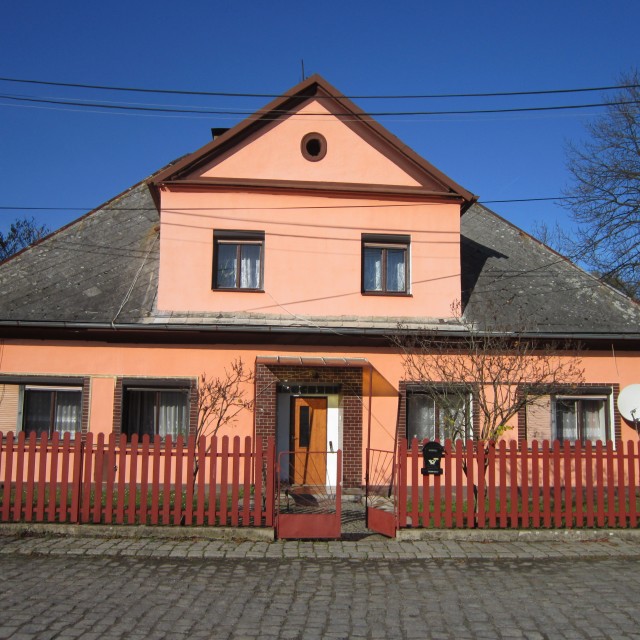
[1,0,638,238]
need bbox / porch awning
[255,355,397,397]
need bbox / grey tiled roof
[461,204,640,336]
[0,183,159,325]
[1,187,638,338]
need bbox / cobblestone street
[2,534,640,639]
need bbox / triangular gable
[191,99,425,187]
[153,75,476,206]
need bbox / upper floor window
[213,230,264,291]
[23,386,82,438]
[407,387,472,442]
[362,234,409,295]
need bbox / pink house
[1,75,639,492]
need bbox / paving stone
[2,534,640,638]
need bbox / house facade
[1,75,639,489]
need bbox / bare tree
[561,70,640,299]
[393,302,584,460]
[192,358,254,482]
[0,217,50,262]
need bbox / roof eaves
[158,177,469,201]
[1,319,639,343]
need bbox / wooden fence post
[242,436,252,526]
[1,433,14,522]
[628,441,637,528]
[265,437,275,527]
[70,434,83,524]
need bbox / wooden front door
[291,397,327,486]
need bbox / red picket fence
[0,432,275,527]
[398,439,640,529]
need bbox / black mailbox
[421,441,444,476]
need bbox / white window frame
[552,394,612,445]
[22,385,83,438]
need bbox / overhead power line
[0,75,638,100]
[481,197,574,204]
[0,196,577,212]
[1,92,638,117]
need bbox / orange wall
[157,96,464,318]
[89,376,116,435]
[157,189,462,318]
[2,339,639,457]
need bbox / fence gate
[276,450,342,539]
[366,448,397,537]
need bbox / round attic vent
[301,132,327,161]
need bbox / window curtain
[437,396,467,440]
[54,391,81,436]
[556,400,578,442]
[24,389,81,437]
[158,391,188,438]
[582,400,605,443]
[240,244,261,289]
[386,249,405,292]
[126,391,156,439]
[407,395,436,441]
[216,244,238,288]
[23,390,52,437]
[126,390,188,439]
[364,248,382,291]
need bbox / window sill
[212,288,265,293]
[361,291,412,297]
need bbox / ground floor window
[554,396,609,444]
[524,390,613,444]
[406,388,472,442]
[23,386,82,438]
[122,387,189,440]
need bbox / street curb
[2,523,640,544]
[396,528,640,542]
[0,523,275,542]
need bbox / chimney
[211,128,229,140]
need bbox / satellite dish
[618,384,640,423]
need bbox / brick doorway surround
[255,363,363,489]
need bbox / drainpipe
[252,357,258,485]
[366,363,374,488]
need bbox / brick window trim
[518,383,621,443]
[398,381,481,443]
[113,377,198,437]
